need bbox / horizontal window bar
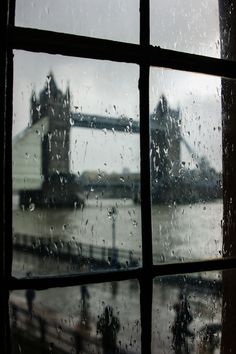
[9,268,143,290]
[9,258,236,290]
[152,258,236,277]
[8,26,140,64]
[8,26,236,79]
[149,46,236,79]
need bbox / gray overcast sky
[15,0,220,56]
[13,0,222,173]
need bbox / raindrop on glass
[29,203,35,212]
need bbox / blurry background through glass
[15,0,139,44]
[151,0,235,60]
[10,280,141,354]
[12,50,141,277]
[150,68,223,263]
[152,269,236,353]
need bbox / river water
[12,198,223,276]
[11,198,223,353]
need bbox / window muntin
[150,68,224,263]
[12,50,141,277]
[15,0,140,44]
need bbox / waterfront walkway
[10,294,136,354]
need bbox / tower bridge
[13,74,220,207]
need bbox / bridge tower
[31,72,71,179]
[151,95,181,184]
[19,73,83,207]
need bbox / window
[2,1,236,353]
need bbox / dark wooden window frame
[1,1,236,353]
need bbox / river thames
[12,198,222,275]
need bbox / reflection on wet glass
[150,68,223,263]
[15,0,139,44]
[10,280,141,353]
[12,51,141,277]
[152,271,225,353]
[151,0,235,60]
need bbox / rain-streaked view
[12,52,141,277]
[10,1,236,353]
[10,281,141,354]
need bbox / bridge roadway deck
[72,113,140,133]
[72,112,172,134]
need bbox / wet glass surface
[152,269,236,353]
[150,68,223,263]
[10,280,141,353]
[15,0,139,44]
[12,50,141,277]
[151,0,236,60]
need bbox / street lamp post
[110,206,117,266]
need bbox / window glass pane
[10,280,141,353]
[150,68,223,263]
[152,270,236,353]
[151,0,236,60]
[12,50,141,277]
[15,0,139,44]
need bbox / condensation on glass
[15,0,139,44]
[9,280,141,353]
[152,270,236,353]
[150,68,223,263]
[12,50,141,277]
[150,0,236,60]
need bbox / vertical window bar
[219,2,236,352]
[1,2,8,352]
[2,1,15,354]
[140,1,153,353]
[140,0,150,47]
[220,0,236,258]
[5,44,14,297]
[8,0,16,26]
